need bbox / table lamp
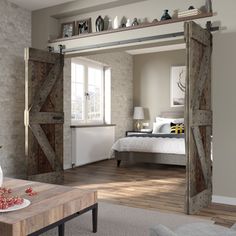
[133,107,144,131]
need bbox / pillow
[156,117,184,124]
[152,121,169,133]
[170,122,185,134]
[159,123,171,134]
[152,117,184,134]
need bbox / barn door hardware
[52,22,219,54]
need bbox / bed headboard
[160,110,184,118]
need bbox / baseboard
[63,163,72,170]
[212,195,236,206]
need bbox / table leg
[92,203,98,233]
[58,223,65,236]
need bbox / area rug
[43,202,213,236]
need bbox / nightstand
[126,130,152,136]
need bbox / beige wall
[32,0,206,49]
[32,0,236,199]
[133,50,185,127]
[0,0,31,177]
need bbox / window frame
[71,58,108,125]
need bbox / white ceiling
[8,0,75,11]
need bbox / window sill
[70,124,116,128]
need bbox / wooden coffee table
[0,178,98,236]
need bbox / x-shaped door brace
[191,46,212,185]
[27,58,64,171]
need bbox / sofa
[150,223,236,236]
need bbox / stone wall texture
[0,0,31,177]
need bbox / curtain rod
[50,25,219,54]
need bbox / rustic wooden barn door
[24,48,64,183]
[184,21,212,214]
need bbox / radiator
[72,126,115,167]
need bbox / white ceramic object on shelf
[113,16,119,29]
[0,165,3,187]
[107,19,113,30]
[126,19,132,27]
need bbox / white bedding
[112,137,185,155]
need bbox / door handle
[53,116,63,120]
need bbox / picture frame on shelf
[170,66,186,107]
[77,18,92,35]
[61,21,75,38]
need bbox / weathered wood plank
[191,110,212,126]
[25,48,64,183]
[191,47,211,110]
[0,178,97,236]
[29,112,64,124]
[28,171,64,184]
[184,21,212,214]
[30,59,62,113]
[30,124,61,171]
[189,189,212,214]
[188,21,211,46]
[192,127,208,183]
[25,48,61,64]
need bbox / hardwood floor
[64,159,236,225]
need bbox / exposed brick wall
[0,0,31,177]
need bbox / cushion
[152,117,184,134]
[175,223,236,236]
[170,122,184,134]
[150,223,236,236]
[159,123,171,134]
[150,224,176,236]
[155,117,184,124]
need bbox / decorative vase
[95,16,105,32]
[107,19,113,30]
[205,0,212,13]
[126,19,132,27]
[132,18,139,26]
[161,10,172,21]
[0,166,2,187]
[113,16,119,29]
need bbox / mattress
[112,136,185,155]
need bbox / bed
[112,111,186,167]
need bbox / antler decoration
[177,69,186,92]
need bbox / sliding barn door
[184,21,212,214]
[24,48,64,183]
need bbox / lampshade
[133,107,144,120]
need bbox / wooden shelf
[50,13,213,44]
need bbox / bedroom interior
[1,0,236,235]
[64,46,188,213]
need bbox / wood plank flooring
[64,159,236,224]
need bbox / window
[71,58,111,124]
